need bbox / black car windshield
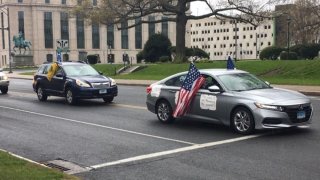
[63,64,99,76]
[217,73,271,91]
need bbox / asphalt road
[1,79,320,180]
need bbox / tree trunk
[174,9,187,63]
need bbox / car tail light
[146,86,152,94]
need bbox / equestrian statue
[13,32,32,54]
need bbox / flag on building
[173,63,206,118]
[227,56,235,70]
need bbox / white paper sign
[151,85,161,97]
[175,91,180,104]
[200,94,217,111]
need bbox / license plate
[99,89,107,94]
[297,111,306,119]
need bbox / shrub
[159,56,171,62]
[143,34,172,62]
[136,51,144,63]
[280,51,298,60]
[259,46,285,60]
[171,46,209,59]
[87,54,99,64]
[291,44,320,59]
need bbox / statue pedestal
[13,54,34,67]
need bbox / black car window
[164,74,186,87]
[37,65,46,74]
[201,75,220,89]
[42,65,51,74]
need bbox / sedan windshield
[63,64,99,76]
[217,73,271,91]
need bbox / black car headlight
[76,79,91,88]
[255,102,284,112]
[110,78,116,86]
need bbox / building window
[92,23,100,49]
[148,16,155,37]
[45,0,50,3]
[135,18,142,49]
[18,0,23,3]
[61,0,66,4]
[121,21,128,49]
[107,24,114,48]
[1,13,5,49]
[92,0,97,6]
[77,0,82,5]
[44,12,53,48]
[18,11,24,38]
[76,15,85,49]
[161,17,168,37]
[60,12,69,40]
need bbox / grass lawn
[17,60,320,85]
[111,60,320,85]
[0,150,78,180]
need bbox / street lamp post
[0,7,12,73]
[287,16,291,60]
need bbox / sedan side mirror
[208,85,223,93]
[55,72,64,78]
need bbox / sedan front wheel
[231,107,255,135]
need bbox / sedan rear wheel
[156,100,175,123]
[1,87,8,94]
[37,86,47,101]
[65,88,77,105]
[231,107,255,135]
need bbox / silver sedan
[146,69,313,134]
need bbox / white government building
[187,17,275,60]
[0,0,275,68]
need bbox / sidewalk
[6,71,320,96]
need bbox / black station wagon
[32,61,118,105]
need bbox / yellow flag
[47,63,59,81]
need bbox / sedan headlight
[3,75,8,80]
[76,79,91,88]
[110,78,116,86]
[255,102,284,112]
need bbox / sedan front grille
[284,104,312,123]
[91,82,110,89]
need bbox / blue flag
[227,56,235,70]
[57,51,62,63]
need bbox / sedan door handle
[169,90,176,93]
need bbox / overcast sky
[190,0,291,16]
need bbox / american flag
[173,63,206,118]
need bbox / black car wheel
[65,88,77,105]
[231,107,255,135]
[156,100,175,123]
[103,97,114,103]
[1,87,8,94]
[37,86,47,101]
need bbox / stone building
[0,0,177,68]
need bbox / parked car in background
[0,68,9,94]
[146,69,313,135]
[32,61,118,105]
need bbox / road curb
[7,76,320,96]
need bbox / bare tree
[277,0,320,44]
[73,0,277,62]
